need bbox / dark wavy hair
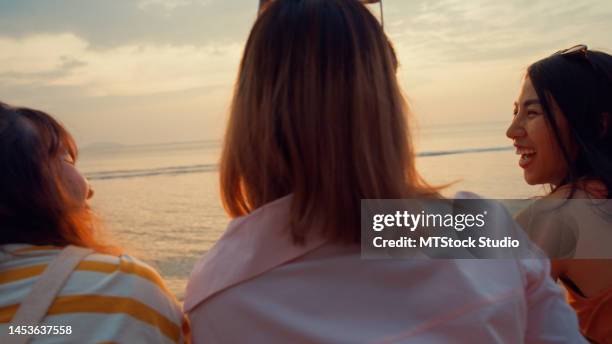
[0,101,118,253]
[527,48,612,198]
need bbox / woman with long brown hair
[0,102,189,343]
[185,0,585,342]
[508,45,612,343]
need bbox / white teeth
[515,147,536,155]
[520,154,534,163]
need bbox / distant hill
[81,142,126,151]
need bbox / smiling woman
[508,46,612,343]
[507,46,612,196]
[507,77,574,186]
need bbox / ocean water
[80,121,541,298]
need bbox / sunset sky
[1,0,611,146]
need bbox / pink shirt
[185,195,586,343]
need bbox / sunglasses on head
[553,44,612,90]
[553,44,604,74]
[258,0,384,28]
[554,44,588,56]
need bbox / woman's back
[1,244,188,343]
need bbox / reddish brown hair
[0,101,119,254]
[220,0,440,244]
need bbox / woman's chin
[523,171,543,185]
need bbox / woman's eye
[527,111,539,117]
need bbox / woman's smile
[514,143,537,169]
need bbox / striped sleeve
[0,245,190,343]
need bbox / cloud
[386,0,612,64]
[1,0,608,61]
[138,0,212,11]
[0,0,256,49]
[0,55,87,84]
[378,0,612,127]
[0,0,610,144]
[0,34,242,96]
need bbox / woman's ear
[601,112,610,138]
[258,0,273,14]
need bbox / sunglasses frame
[554,44,588,56]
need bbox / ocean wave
[416,146,512,157]
[85,164,217,180]
[85,146,512,180]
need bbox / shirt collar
[184,194,327,311]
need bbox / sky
[1,0,611,146]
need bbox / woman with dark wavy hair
[185,1,585,342]
[507,45,612,343]
[0,102,189,343]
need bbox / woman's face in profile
[22,117,94,205]
[506,77,574,186]
[60,151,93,205]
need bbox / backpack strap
[3,245,93,344]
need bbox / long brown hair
[0,101,119,254]
[220,0,440,244]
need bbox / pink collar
[184,195,327,311]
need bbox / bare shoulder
[547,181,607,200]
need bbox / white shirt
[185,195,586,343]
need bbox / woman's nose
[87,184,95,199]
[506,119,526,140]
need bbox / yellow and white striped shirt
[0,244,190,343]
